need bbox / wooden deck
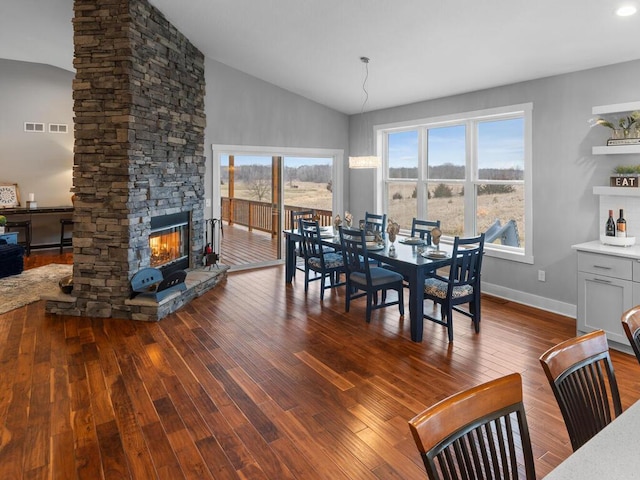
[4,252,640,479]
[219,223,281,269]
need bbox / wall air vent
[49,123,68,133]
[24,122,45,132]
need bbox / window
[379,104,532,263]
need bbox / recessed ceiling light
[616,5,637,16]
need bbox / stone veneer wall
[71,0,206,318]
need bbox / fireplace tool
[204,218,223,268]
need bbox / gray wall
[349,59,640,314]
[0,59,74,207]
[202,57,349,214]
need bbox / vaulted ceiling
[2,0,640,114]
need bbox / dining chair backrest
[539,329,622,452]
[364,212,387,239]
[299,218,323,259]
[411,218,440,245]
[621,306,640,365]
[290,209,315,231]
[449,233,484,291]
[408,373,536,480]
[339,226,370,279]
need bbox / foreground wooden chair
[621,306,640,365]
[539,329,622,451]
[408,373,536,479]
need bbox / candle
[28,193,35,202]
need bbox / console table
[0,206,73,215]
[1,206,73,250]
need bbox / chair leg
[446,304,454,342]
[304,267,310,292]
[345,282,351,312]
[398,288,404,316]
[472,298,481,333]
[320,274,326,300]
[366,292,373,323]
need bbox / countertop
[572,239,640,260]
[544,400,640,479]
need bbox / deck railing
[221,197,332,235]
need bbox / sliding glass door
[212,145,343,271]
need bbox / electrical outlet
[538,270,546,282]
[205,198,211,208]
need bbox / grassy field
[222,181,524,246]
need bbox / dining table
[544,399,640,479]
[283,228,454,342]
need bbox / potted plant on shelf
[611,164,640,187]
[0,215,6,234]
[593,111,640,143]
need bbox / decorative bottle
[606,210,616,237]
[616,209,627,238]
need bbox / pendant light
[349,56,381,169]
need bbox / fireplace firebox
[150,212,190,274]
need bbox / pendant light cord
[359,56,370,115]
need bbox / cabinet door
[577,272,631,345]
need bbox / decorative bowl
[59,275,74,294]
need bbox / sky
[389,117,525,170]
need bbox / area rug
[0,264,72,315]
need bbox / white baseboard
[483,281,577,319]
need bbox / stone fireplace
[45,0,212,320]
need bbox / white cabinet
[577,250,635,347]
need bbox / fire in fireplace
[149,212,190,274]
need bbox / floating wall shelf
[592,101,640,115]
[593,145,640,155]
[593,186,640,197]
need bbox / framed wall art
[0,183,20,208]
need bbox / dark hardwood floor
[2,251,639,478]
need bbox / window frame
[375,103,533,264]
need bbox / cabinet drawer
[577,252,632,280]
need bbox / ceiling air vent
[24,122,45,132]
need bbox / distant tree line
[389,163,523,181]
[221,164,332,183]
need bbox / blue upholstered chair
[339,226,404,323]
[423,233,485,342]
[410,218,440,246]
[364,212,387,239]
[290,209,315,278]
[299,218,344,300]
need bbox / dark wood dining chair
[290,209,315,278]
[339,226,404,323]
[539,329,622,452]
[364,211,387,239]
[423,233,485,342]
[621,306,640,365]
[408,372,536,480]
[410,218,440,245]
[298,218,344,300]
